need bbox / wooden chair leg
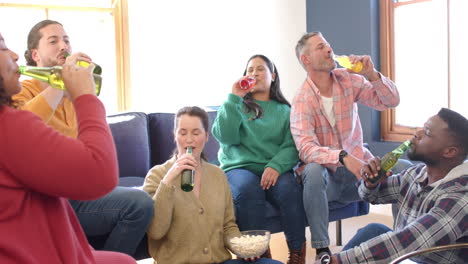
[336,220,342,246]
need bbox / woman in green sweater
[143,106,283,264]
[212,55,307,263]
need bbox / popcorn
[229,232,270,258]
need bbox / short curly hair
[437,108,468,159]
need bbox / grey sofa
[101,110,369,259]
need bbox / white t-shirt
[321,95,335,127]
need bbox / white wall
[128,0,307,112]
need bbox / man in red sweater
[13,20,154,258]
[0,31,135,263]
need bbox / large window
[2,1,306,114]
[126,0,306,113]
[380,0,467,141]
[0,0,127,114]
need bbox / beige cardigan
[143,157,241,264]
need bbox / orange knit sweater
[13,79,78,138]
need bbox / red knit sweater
[0,95,125,263]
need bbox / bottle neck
[393,140,411,154]
[18,66,56,82]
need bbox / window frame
[0,0,130,111]
[112,0,131,111]
[379,0,428,142]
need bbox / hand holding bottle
[161,148,198,187]
[334,54,363,73]
[180,147,195,192]
[352,55,380,81]
[239,76,256,90]
[362,140,412,186]
[61,63,96,101]
[64,52,102,75]
[334,54,380,81]
[232,76,255,97]
[64,52,92,66]
[360,157,391,188]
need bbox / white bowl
[229,230,271,258]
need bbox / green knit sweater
[212,93,299,175]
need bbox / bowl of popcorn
[229,230,271,258]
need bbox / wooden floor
[137,205,394,264]
[268,210,393,263]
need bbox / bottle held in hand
[18,65,102,96]
[239,76,256,90]
[76,60,102,75]
[64,52,102,75]
[333,55,363,73]
[369,140,412,184]
[181,147,195,192]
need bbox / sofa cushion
[107,112,151,178]
[118,176,146,188]
[147,111,220,167]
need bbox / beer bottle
[369,140,412,184]
[333,55,363,73]
[181,147,195,192]
[18,65,102,96]
[64,52,102,75]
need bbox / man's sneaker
[316,251,331,264]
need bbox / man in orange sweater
[13,19,153,258]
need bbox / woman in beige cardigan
[143,106,283,264]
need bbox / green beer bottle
[370,140,412,184]
[76,60,102,75]
[64,52,102,75]
[18,65,102,96]
[181,147,195,192]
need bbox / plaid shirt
[337,164,468,264]
[290,69,399,171]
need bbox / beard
[40,55,63,67]
[44,59,59,67]
[41,59,59,67]
[315,61,335,72]
[407,148,437,166]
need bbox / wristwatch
[339,150,348,165]
[319,252,331,264]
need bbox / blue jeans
[69,186,154,256]
[342,223,392,250]
[223,258,283,264]
[302,163,361,249]
[302,159,412,249]
[226,169,306,250]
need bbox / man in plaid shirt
[291,32,405,261]
[328,108,468,264]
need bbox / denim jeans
[302,159,413,249]
[302,163,361,249]
[69,186,154,256]
[342,223,392,250]
[226,169,306,250]
[223,258,283,264]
